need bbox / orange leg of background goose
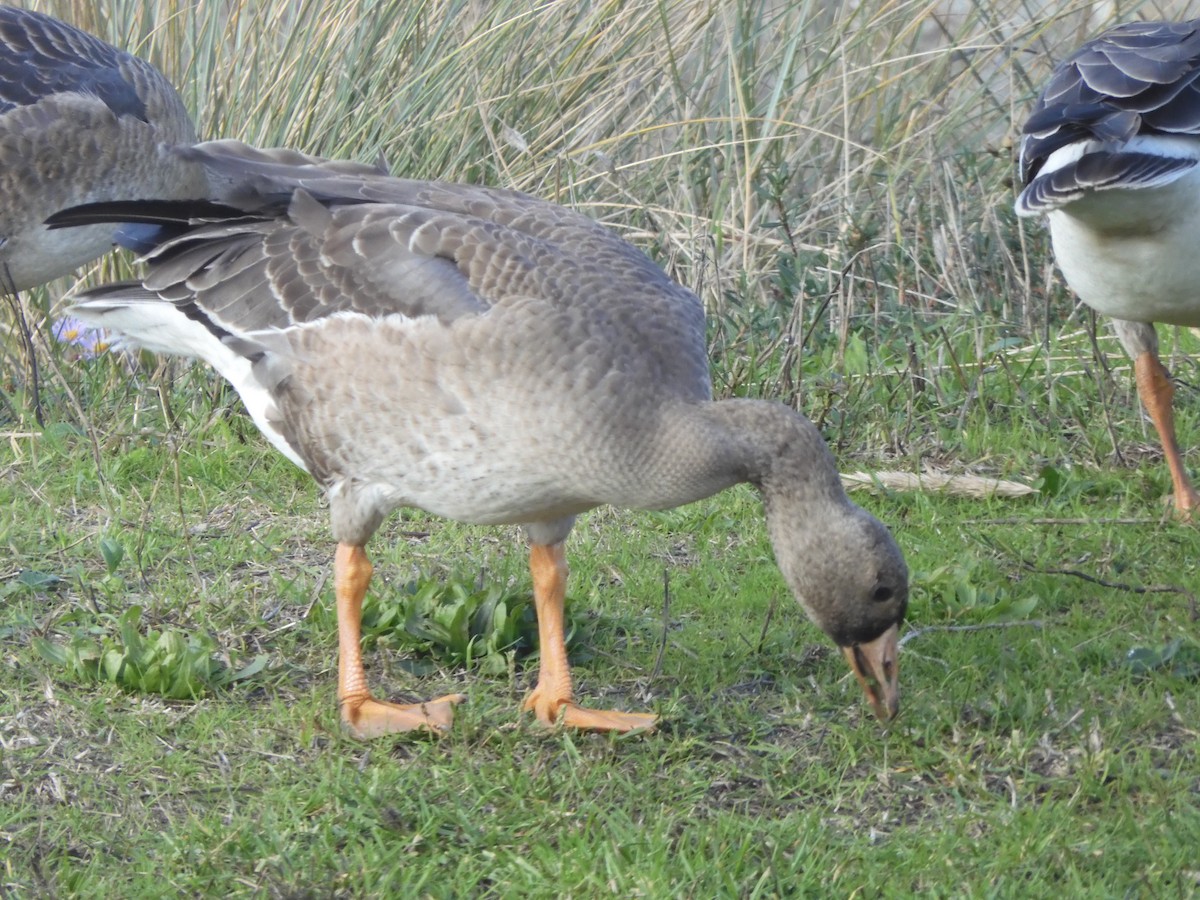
[336,543,464,737]
[1134,351,1200,516]
[522,541,657,732]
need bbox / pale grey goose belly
[50,140,908,737]
[280,310,755,528]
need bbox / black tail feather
[45,198,244,230]
[46,199,262,253]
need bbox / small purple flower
[52,316,110,358]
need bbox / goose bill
[843,624,900,721]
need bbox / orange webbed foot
[341,693,465,738]
[523,691,657,733]
[1170,489,1200,520]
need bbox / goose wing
[1016,19,1200,214]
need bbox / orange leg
[1133,351,1200,516]
[522,541,657,733]
[336,543,464,737]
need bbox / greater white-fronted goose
[0,5,205,293]
[49,140,909,736]
[1016,19,1200,514]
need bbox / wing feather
[1018,18,1200,211]
[49,141,693,351]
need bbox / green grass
[3,0,1200,896]
[4,420,1199,896]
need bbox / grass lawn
[4,410,1199,896]
[3,0,1200,896]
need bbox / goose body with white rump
[1016,18,1200,514]
[0,5,205,292]
[51,141,908,736]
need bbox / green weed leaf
[917,563,1037,623]
[17,570,63,591]
[99,538,125,574]
[1126,639,1200,680]
[229,654,270,682]
[36,607,269,699]
[313,575,546,672]
[1036,465,1064,497]
[33,638,70,667]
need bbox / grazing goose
[1016,18,1200,514]
[0,4,205,293]
[49,140,908,736]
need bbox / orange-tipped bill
[842,623,900,721]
